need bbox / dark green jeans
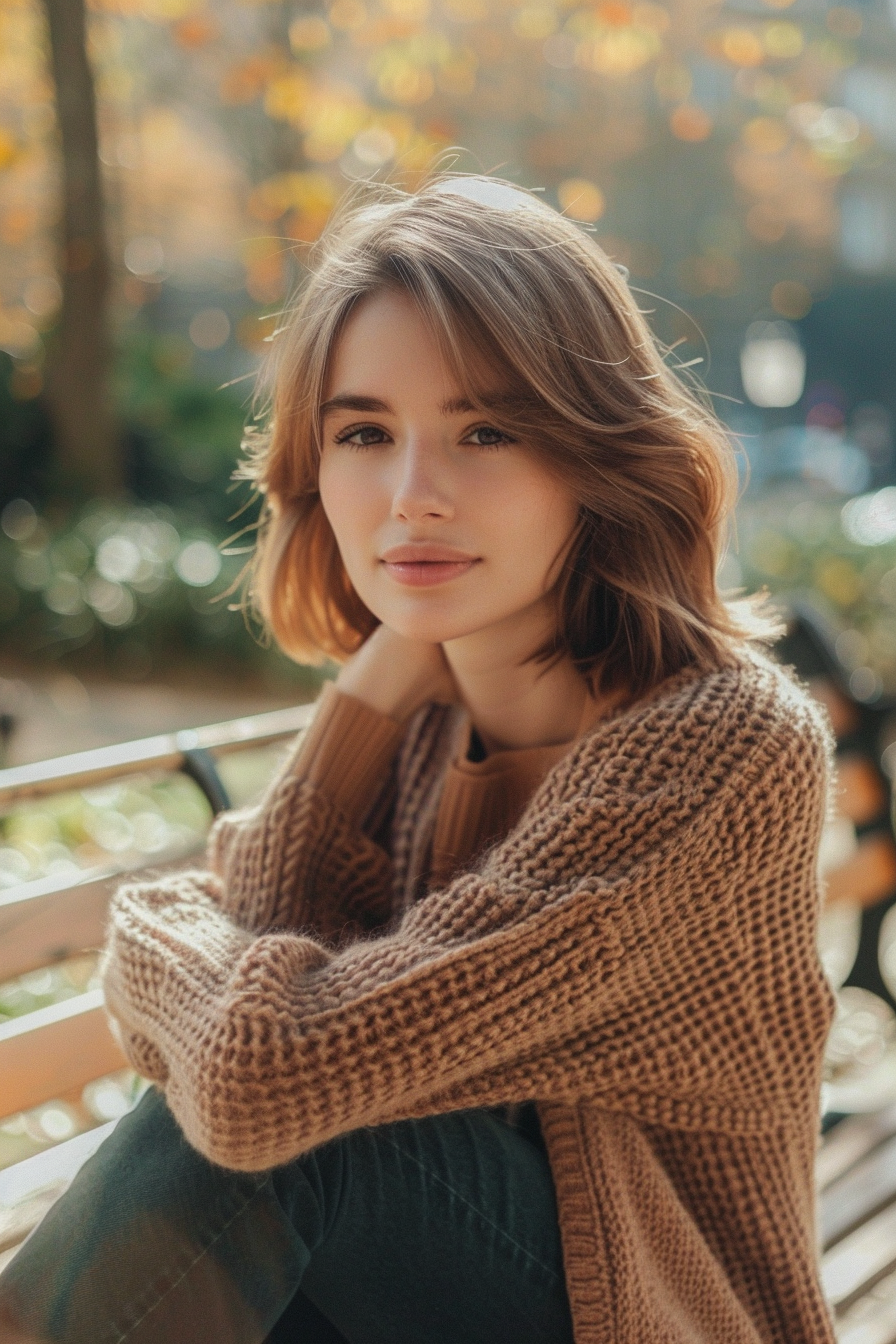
[0,1088,575,1344]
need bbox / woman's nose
[390,441,454,523]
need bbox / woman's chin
[372,609,482,646]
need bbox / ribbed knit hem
[289,682,404,825]
[537,1103,612,1344]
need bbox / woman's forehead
[324,290,514,400]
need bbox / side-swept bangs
[242,175,776,700]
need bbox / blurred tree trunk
[41,0,122,497]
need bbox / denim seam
[109,1179,270,1344]
[379,1134,562,1282]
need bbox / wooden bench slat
[0,848,204,985]
[0,705,311,810]
[0,1186,65,1256]
[0,1119,119,1266]
[0,1119,117,1209]
[836,1265,896,1344]
[818,1108,896,1191]
[0,868,120,987]
[822,1200,896,1310]
[822,1135,896,1249]
[0,993,126,1119]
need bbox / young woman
[0,175,837,1344]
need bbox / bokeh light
[740,321,806,408]
[175,539,222,586]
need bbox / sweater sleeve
[101,664,835,1171]
[204,682,403,940]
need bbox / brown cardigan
[101,649,838,1344]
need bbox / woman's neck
[443,602,607,754]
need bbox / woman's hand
[334,624,459,724]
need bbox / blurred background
[1,0,896,722]
[1,0,896,1172]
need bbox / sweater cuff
[289,682,404,825]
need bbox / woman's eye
[465,425,512,449]
[334,424,389,448]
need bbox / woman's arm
[102,664,834,1171]
[205,685,401,939]
[205,627,458,938]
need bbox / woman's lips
[381,559,478,587]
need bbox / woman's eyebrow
[443,394,515,415]
[320,393,504,417]
[320,394,390,417]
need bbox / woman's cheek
[320,471,364,568]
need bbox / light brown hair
[242,173,773,699]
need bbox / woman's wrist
[334,624,458,725]
[334,660,430,724]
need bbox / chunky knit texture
[428,692,596,888]
[101,649,838,1344]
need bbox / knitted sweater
[101,649,838,1344]
[428,690,597,887]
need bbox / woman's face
[317,288,579,648]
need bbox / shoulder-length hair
[242,173,775,701]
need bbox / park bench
[0,610,895,1340]
[0,702,312,1274]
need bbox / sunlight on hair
[430,177,546,213]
